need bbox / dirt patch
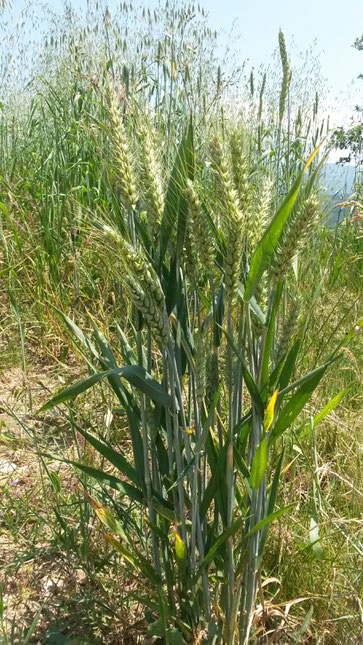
[0,363,145,643]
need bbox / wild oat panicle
[278,29,291,124]
[258,73,266,122]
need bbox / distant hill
[321,163,356,227]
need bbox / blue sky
[206,0,362,102]
[8,0,363,118]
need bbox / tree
[333,35,362,164]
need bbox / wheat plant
[0,7,361,642]
[32,79,362,644]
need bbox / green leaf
[244,141,324,301]
[175,116,194,263]
[23,608,42,644]
[74,426,141,488]
[199,515,246,571]
[272,364,329,439]
[38,365,172,412]
[238,283,266,326]
[38,370,108,412]
[165,258,182,315]
[297,605,314,636]
[278,358,337,401]
[261,282,283,392]
[91,322,119,368]
[48,470,61,493]
[147,619,164,638]
[158,118,194,267]
[55,311,141,435]
[233,444,250,479]
[170,311,195,374]
[167,454,197,492]
[153,502,179,524]
[38,452,144,503]
[147,621,185,645]
[278,336,302,392]
[201,442,228,518]
[194,383,222,454]
[250,436,267,489]
[0,202,22,253]
[81,324,145,488]
[54,307,99,359]
[203,432,228,528]
[244,503,296,539]
[41,456,62,493]
[166,629,186,645]
[90,321,143,414]
[116,322,138,365]
[213,281,225,347]
[313,388,348,427]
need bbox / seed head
[96,223,168,346]
[271,195,320,284]
[210,135,244,303]
[100,223,165,307]
[229,130,252,220]
[185,179,214,276]
[106,85,138,211]
[137,123,164,238]
[278,29,291,123]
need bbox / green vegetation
[0,2,361,643]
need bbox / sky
[7,0,363,123]
[206,0,362,124]
[206,0,362,100]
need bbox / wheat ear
[106,85,138,211]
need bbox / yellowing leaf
[264,388,279,433]
[83,489,119,534]
[175,533,186,561]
